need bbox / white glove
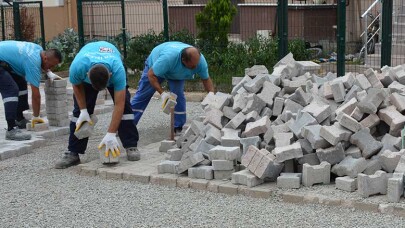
[161,92,174,109]
[75,109,93,131]
[98,132,120,158]
[46,70,62,82]
[31,115,45,128]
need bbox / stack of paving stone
[45,79,70,127]
[158,53,405,202]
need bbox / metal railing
[359,0,380,65]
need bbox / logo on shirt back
[99,47,114,53]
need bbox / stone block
[390,92,405,112]
[319,123,352,146]
[336,97,357,116]
[281,99,303,116]
[391,65,405,84]
[193,139,215,154]
[158,160,180,174]
[222,106,237,120]
[188,165,214,180]
[243,116,271,137]
[302,98,331,123]
[159,140,176,153]
[395,155,405,173]
[214,170,235,180]
[224,112,246,130]
[298,138,313,154]
[231,75,252,95]
[355,74,372,90]
[240,136,260,157]
[246,65,269,77]
[288,112,317,138]
[387,173,404,203]
[45,78,67,88]
[302,161,331,187]
[364,68,384,89]
[167,148,183,161]
[212,160,234,171]
[363,159,382,175]
[297,153,320,165]
[331,156,367,177]
[221,128,240,147]
[201,92,230,110]
[208,146,240,161]
[262,128,274,145]
[204,124,221,146]
[273,132,294,148]
[203,108,223,129]
[316,143,345,165]
[272,97,284,116]
[350,128,383,159]
[273,142,303,163]
[331,80,346,102]
[335,176,357,192]
[289,87,312,106]
[231,169,264,187]
[26,122,49,132]
[350,107,364,121]
[357,88,386,114]
[242,94,266,115]
[257,81,281,107]
[344,85,362,103]
[359,114,380,129]
[277,173,301,189]
[379,150,404,173]
[378,105,405,136]
[260,107,273,118]
[98,145,119,164]
[357,171,388,197]
[177,152,205,174]
[337,113,362,132]
[345,146,362,158]
[301,125,330,149]
[245,111,259,122]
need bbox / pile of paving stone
[158,53,405,203]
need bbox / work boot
[5,128,31,141]
[15,118,29,129]
[55,152,80,169]
[126,147,140,161]
[174,127,183,137]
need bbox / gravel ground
[1,99,405,227]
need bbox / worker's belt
[0,61,17,75]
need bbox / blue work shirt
[69,41,126,91]
[147,41,209,80]
[0,41,43,88]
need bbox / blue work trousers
[0,66,29,124]
[68,83,139,154]
[130,61,186,129]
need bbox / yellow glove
[31,116,45,128]
[75,109,93,132]
[98,132,120,158]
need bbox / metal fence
[75,0,402,91]
[0,1,45,48]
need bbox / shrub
[125,30,164,71]
[195,0,237,52]
[46,28,80,71]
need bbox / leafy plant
[195,0,236,52]
[169,29,195,45]
[8,7,36,41]
[288,39,309,60]
[46,28,80,71]
[125,30,164,71]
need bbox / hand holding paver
[98,132,120,158]
[75,109,93,131]
[46,70,62,82]
[31,116,45,128]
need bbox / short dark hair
[89,64,109,91]
[181,47,200,62]
[45,48,63,63]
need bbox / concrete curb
[0,104,113,161]
[74,154,405,217]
